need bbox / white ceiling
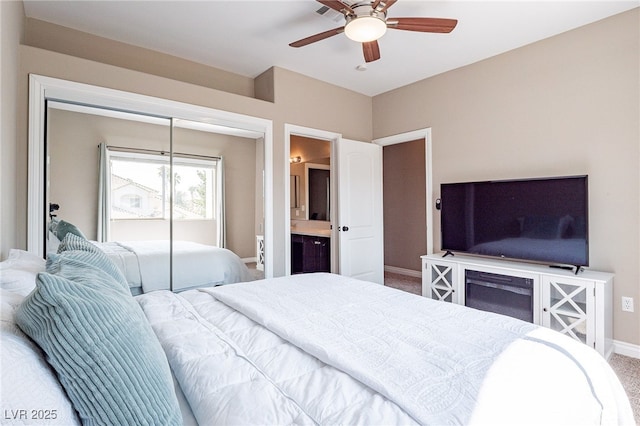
[23,0,639,96]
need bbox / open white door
[337,139,384,284]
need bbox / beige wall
[373,9,640,346]
[0,0,24,259]
[383,139,426,272]
[24,18,256,98]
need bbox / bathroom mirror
[289,135,331,223]
[305,163,330,222]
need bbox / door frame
[373,128,434,257]
[284,124,340,275]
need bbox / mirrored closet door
[170,119,265,290]
[31,75,271,292]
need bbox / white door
[337,139,384,284]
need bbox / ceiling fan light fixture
[344,16,387,42]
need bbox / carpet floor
[384,271,640,423]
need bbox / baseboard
[242,257,257,264]
[384,265,421,278]
[613,339,640,359]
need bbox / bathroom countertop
[291,228,331,238]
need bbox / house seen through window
[110,151,217,221]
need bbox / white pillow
[0,249,45,297]
[1,251,80,425]
[1,289,80,425]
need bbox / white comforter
[136,273,633,425]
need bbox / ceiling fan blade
[289,27,345,48]
[387,17,458,33]
[377,0,397,13]
[316,0,354,15]
[362,40,381,63]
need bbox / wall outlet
[621,297,634,313]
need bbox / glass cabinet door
[542,276,595,347]
[427,262,458,303]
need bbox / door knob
[342,226,349,232]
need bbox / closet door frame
[27,74,274,277]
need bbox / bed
[48,219,253,294]
[1,235,635,425]
[94,240,253,294]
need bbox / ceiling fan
[289,0,458,63]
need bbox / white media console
[421,253,614,358]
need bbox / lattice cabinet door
[256,235,265,271]
[424,260,459,303]
[541,276,595,348]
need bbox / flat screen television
[440,175,588,269]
